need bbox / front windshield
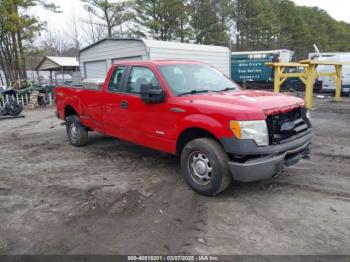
[158,64,241,96]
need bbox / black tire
[66,115,89,147]
[8,102,23,116]
[180,138,232,196]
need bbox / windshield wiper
[217,87,237,92]
[177,89,210,96]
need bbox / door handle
[120,100,128,109]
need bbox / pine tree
[189,0,231,46]
[134,0,188,41]
[0,0,59,85]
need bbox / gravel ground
[0,97,349,255]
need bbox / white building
[78,38,230,79]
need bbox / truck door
[120,66,176,153]
[102,66,129,138]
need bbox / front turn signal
[229,121,241,139]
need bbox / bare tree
[39,30,78,56]
[81,0,134,38]
[70,2,81,50]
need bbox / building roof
[79,37,141,54]
[36,56,79,71]
[231,50,293,55]
[142,38,228,52]
[79,37,229,55]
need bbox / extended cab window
[108,66,125,91]
[127,67,159,94]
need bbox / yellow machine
[267,60,343,109]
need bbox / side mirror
[140,83,165,103]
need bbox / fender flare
[177,114,228,141]
[63,96,82,118]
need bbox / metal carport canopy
[35,56,79,84]
[36,56,79,71]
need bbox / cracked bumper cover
[220,130,313,182]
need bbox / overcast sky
[292,0,349,22]
[32,0,350,46]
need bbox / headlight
[230,120,269,146]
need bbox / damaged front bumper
[221,130,312,182]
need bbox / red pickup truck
[55,60,312,196]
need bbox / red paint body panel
[55,60,305,154]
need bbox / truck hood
[177,90,304,117]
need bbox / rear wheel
[66,115,88,147]
[180,138,232,196]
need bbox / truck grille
[266,107,311,145]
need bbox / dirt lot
[0,98,350,255]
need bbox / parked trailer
[231,50,294,88]
[309,52,350,95]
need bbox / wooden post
[37,70,41,86]
[304,65,316,109]
[335,64,342,102]
[273,66,280,93]
[50,70,53,85]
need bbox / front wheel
[180,138,232,196]
[66,115,89,147]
